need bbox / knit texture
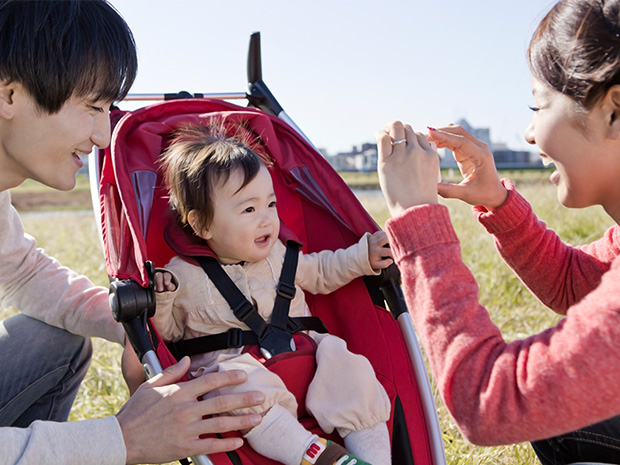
[385,180,620,446]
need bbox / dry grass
[4,172,614,464]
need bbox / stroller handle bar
[122,92,247,102]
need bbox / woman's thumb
[437,181,466,201]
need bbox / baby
[152,122,393,465]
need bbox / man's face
[0,83,112,191]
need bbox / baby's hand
[368,230,393,271]
[154,271,177,293]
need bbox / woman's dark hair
[0,0,137,113]
[528,0,620,109]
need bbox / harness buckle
[259,327,296,359]
[276,282,296,300]
[232,300,256,322]
[225,328,244,349]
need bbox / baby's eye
[244,206,255,213]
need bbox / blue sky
[109,0,556,155]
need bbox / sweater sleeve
[386,203,620,446]
[0,191,124,344]
[296,232,378,295]
[2,416,126,465]
[474,180,619,314]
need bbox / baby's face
[198,165,280,265]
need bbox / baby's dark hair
[0,0,137,113]
[160,121,270,233]
[528,0,620,110]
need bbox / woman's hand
[376,121,440,217]
[428,125,508,210]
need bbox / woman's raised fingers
[427,128,491,165]
[431,124,489,149]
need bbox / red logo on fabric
[303,440,326,464]
[307,444,321,458]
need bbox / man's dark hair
[0,0,137,113]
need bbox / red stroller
[91,33,446,465]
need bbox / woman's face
[524,77,620,214]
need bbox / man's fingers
[147,356,191,387]
[184,369,250,399]
[193,411,262,438]
[198,390,265,417]
[192,436,245,456]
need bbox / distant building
[326,143,378,172]
[324,118,538,172]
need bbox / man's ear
[188,210,212,240]
[0,80,16,120]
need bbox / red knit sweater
[385,180,620,446]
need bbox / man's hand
[117,356,264,464]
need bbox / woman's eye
[528,105,540,112]
[269,201,277,208]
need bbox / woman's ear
[605,85,620,139]
[188,210,212,240]
[0,80,16,120]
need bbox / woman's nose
[524,119,535,145]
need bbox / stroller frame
[90,32,447,465]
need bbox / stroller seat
[96,97,443,465]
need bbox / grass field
[4,171,615,464]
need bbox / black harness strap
[184,242,320,358]
[196,256,270,340]
[167,316,328,358]
[271,241,299,330]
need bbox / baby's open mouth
[255,234,270,245]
